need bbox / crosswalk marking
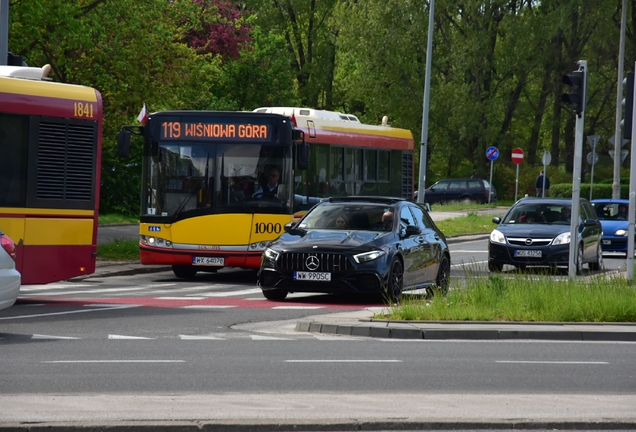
[179,335,226,340]
[108,335,155,340]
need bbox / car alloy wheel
[575,244,584,275]
[262,288,288,300]
[588,242,603,271]
[430,255,450,297]
[385,259,403,303]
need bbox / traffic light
[561,70,587,116]
[621,72,634,140]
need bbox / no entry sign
[511,147,524,164]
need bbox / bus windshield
[142,142,293,220]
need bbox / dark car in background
[488,197,603,273]
[415,178,497,205]
[258,197,450,302]
[591,199,631,254]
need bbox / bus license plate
[514,250,542,258]
[193,257,224,266]
[294,271,331,281]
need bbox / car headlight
[353,250,386,264]
[489,229,506,245]
[263,248,280,261]
[552,232,571,245]
[615,229,628,236]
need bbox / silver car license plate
[294,271,331,281]
[514,250,542,258]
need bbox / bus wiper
[171,177,205,223]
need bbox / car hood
[599,219,628,232]
[273,229,385,252]
[496,224,572,238]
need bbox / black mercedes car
[258,197,451,301]
[488,197,603,273]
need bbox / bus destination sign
[160,121,270,141]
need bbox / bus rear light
[1,233,17,261]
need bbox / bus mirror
[117,129,131,158]
[292,129,304,141]
[297,141,309,171]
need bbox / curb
[2,420,636,431]
[295,320,636,341]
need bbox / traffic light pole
[627,62,636,281]
[568,60,587,280]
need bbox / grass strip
[380,274,636,322]
[97,239,140,261]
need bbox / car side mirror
[584,218,597,227]
[404,225,421,237]
[283,221,296,232]
[492,216,501,224]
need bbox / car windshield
[502,203,572,225]
[592,202,629,221]
[297,203,395,231]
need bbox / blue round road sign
[486,146,499,161]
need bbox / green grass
[429,200,513,212]
[436,212,497,237]
[380,274,636,322]
[98,213,139,225]
[97,239,139,261]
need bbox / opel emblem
[525,238,533,245]
[306,255,320,271]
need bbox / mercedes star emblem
[305,255,320,271]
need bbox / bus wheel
[172,265,198,279]
[262,289,287,300]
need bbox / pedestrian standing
[535,170,550,197]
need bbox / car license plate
[294,271,331,281]
[603,240,611,245]
[192,257,224,266]
[514,250,542,258]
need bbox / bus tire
[172,265,198,279]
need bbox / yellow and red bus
[118,108,414,279]
[0,65,102,284]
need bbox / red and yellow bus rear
[0,65,102,284]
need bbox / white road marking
[452,260,487,268]
[43,360,185,363]
[496,360,609,364]
[272,306,324,310]
[0,305,138,320]
[451,250,489,253]
[199,288,262,297]
[179,335,226,340]
[285,359,402,363]
[157,297,206,300]
[32,334,80,340]
[108,335,155,340]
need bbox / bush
[550,183,629,199]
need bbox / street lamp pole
[417,0,435,205]
[612,0,627,199]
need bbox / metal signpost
[486,146,499,204]
[511,147,524,201]
[628,62,636,281]
[587,135,600,201]
[541,150,551,198]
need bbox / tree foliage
[7,0,635,210]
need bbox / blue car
[591,199,631,254]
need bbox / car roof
[591,198,628,204]
[325,196,406,205]
[514,197,589,205]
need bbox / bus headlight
[140,235,173,249]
